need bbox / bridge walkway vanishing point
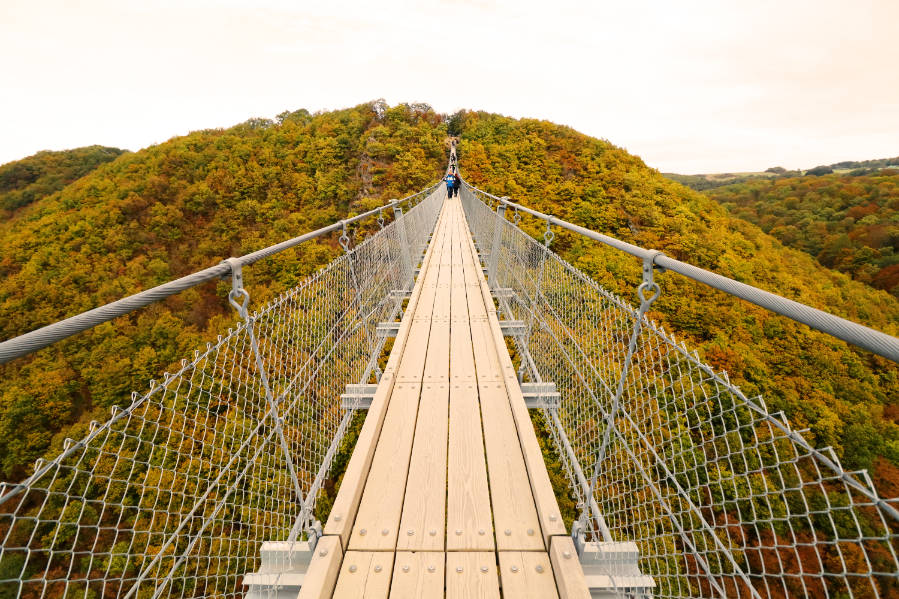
[296,192,587,598]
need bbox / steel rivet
[504,529,511,536]
[478,529,485,535]
[456,566,464,573]
[563,551,572,559]
[527,528,535,536]
[374,565,382,573]
[480,566,489,573]
[349,564,357,573]
[407,529,414,536]
[536,565,545,573]
[334,515,342,521]
[549,514,557,521]
[511,566,519,573]
[319,549,328,557]
[455,529,462,536]
[382,528,389,536]
[427,565,436,573]
[402,565,410,572]
[360,528,367,536]
[429,529,437,536]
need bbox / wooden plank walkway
[299,191,590,599]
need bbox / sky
[2,0,897,173]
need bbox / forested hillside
[2,102,898,507]
[706,172,899,295]
[0,101,447,481]
[0,146,126,215]
[456,111,899,492]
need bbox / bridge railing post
[488,199,508,288]
[391,199,414,289]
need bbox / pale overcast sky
[2,0,897,173]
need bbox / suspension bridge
[1,146,899,598]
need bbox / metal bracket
[520,382,561,409]
[499,320,527,337]
[571,519,586,556]
[340,383,378,409]
[376,322,400,338]
[579,541,657,596]
[493,287,514,299]
[390,289,412,300]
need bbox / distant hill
[705,171,899,295]
[0,146,127,215]
[665,156,899,191]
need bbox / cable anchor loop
[223,257,250,318]
[338,221,350,252]
[637,250,665,308]
[543,217,555,247]
[377,210,385,229]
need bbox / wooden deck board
[332,551,395,599]
[445,553,500,599]
[396,382,449,550]
[388,552,445,598]
[498,552,560,599]
[477,378,544,551]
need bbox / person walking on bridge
[444,170,460,198]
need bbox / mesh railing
[460,183,899,599]
[0,185,444,599]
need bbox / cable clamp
[223,257,250,318]
[543,217,555,246]
[637,250,664,306]
[338,221,350,252]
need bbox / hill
[0,101,447,481]
[456,111,899,490]
[1,102,897,502]
[665,156,899,191]
[0,146,126,216]
[706,172,899,295]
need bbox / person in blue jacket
[444,170,458,198]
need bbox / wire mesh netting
[460,183,899,599]
[0,186,444,599]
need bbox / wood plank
[295,536,342,599]
[468,320,503,382]
[349,383,423,551]
[396,383,449,550]
[445,552,500,599]
[498,552,560,599]
[446,383,493,550]
[447,244,493,551]
[549,536,591,599]
[422,320,449,383]
[477,381,544,551]
[389,552,445,598]
[333,551,395,599]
